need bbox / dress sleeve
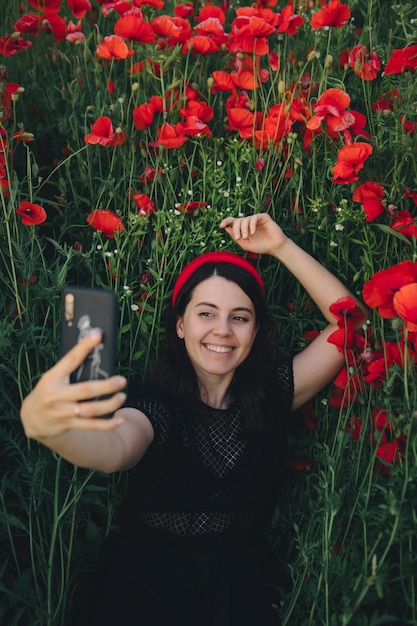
[128,383,173,455]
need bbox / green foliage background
[0,0,417,624]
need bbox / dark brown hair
[150,260,270,432]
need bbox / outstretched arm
[220,214,367,411]
[20,332,154,473]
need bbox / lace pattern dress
[81,360,294,626]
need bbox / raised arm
[20,332,154,473]
[220,214,367,411]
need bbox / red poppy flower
[209,71,236,94]
[391,210,417,239]
[332,142,373,184]
[175,201,208,214]
[401,115,417,136]
[66,20,85,43]
[276,5,304,35]
[230,16,275,56]
[256,157,265,172]
[304,329,321,343]
[67,0,92,19]
[180,100,214,124]
[376,436,406,464]
[41,13,67,42]
[349,416,362,441]
[365,342,415,387]
[362,261,417,318]
[227,108,255,134]
[332,364,363,406]
[310,1,350,30]
[393,283,417,332]
[133,193,156,217]
[371,88,401,113]
[153,16,193,46]
[230,70,259,90]
[276,4,304,35]
[181,35,220,54]
[348,110,370,138]
[307,88,355,133]
[195,5,226,24]
[1,178,10,197]
[133,0,164,9]
[133,103,155,131]
[372,407,392,433]
[348,44,381,81]
[114,11,155,43]
[101,1,133,17]
[96,35,134,60]
[87,209,125,238]
[0,35,32,57]
[385,44,417,75]
[150,122,187,149]
[14,14,39,34]
[405,189,417,206]
[84,116,126,147]
[175,116,211,137]
[330,296,365,326]
[174,2,194,18]
[194,17,226,47]
[352,181,385,222]
[15,201,47,226]
[254,105,292,149]
[151,15,183,39]
[140,166,164,186]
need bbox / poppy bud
[324,54,333,68]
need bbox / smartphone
[61,286,119,385]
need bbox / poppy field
[1,0,417,624]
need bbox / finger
[64,375,127,403]
[68,411,126,432]
[239,217,251,240]
[249,214,260,235]
[51,331,104,379]
[219,216,234,229]
[70,392,127,424]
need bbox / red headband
[172,251,265,307]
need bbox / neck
[198,381,232,410]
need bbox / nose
[213,316,232,336]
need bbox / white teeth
[205,344,233,354]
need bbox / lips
[204,343,234,354]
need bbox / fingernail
[117,377,127,388]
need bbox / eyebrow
[194,301,254,314]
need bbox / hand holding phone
[61,287,119,416]
[61,286,118,382]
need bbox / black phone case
[61,286,118,385]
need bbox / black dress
[82,360,293,626]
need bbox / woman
[21,214,366,625]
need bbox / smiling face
[176,275,259,389]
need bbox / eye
[198,311,213,317]
[232,315,249,323]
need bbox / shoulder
[127,379,178,445]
